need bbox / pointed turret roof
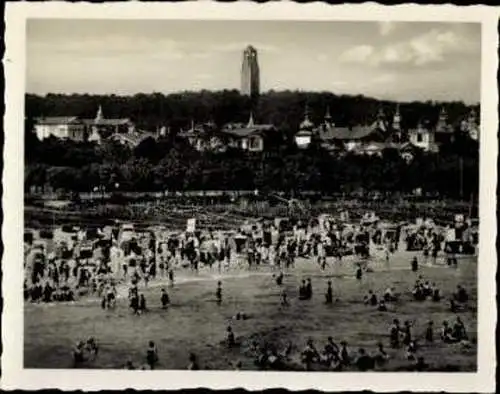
[436,107,450,132]
[95,105,104,123]
[438,107,448,122]
[299,104,314,131]
[324,106,332,121]
[247,112,255,127]
[377,107,385,119]
[468,108,477,122]
[373,107,387,132]
[392,104,401,130]
[393,105,401,120]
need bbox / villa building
[295,105,315,149]
[293,103,478,157]
[178,113,278,152]
[462,109,479,141]
[84,105,135,144]
[33,105,157,148]
[34,116,86,142]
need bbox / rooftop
[296,130,314,137]
[110,130,157,146]
[35,116,80,125]
[35,116,132,126]
[81,118,131,126]
[224,125,275,138]
[178,122,276,139]
[320,125,374,140]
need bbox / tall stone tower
[241,45,260,98]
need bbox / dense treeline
[25,134,478,199]
[26,90,479,138]
[24,91,479,199]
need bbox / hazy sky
[27,19,481,103]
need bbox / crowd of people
[24,212,476,371]
[71,271,472,371]
[24,214,458,303]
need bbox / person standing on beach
[356,264,363,281]
[384,245,391,267]
[411,256,419,272]
[168,267,175,288]
[160,288,170,309]
[216,281,222,305]
[325,280,333,304]
[146,341,159,369]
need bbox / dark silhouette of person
[216,281,222,305]
[411,257,418,272]
[146,341,158,369]
[161,288,170,309]
[425,321,434,342]
[325,281,333,304]
[226,326,235,348]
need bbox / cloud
[338,45,375,64]
[372,73,396,84]
[190,52,212,60]
[378,21,396,36]
[317,54,329,62]
[339,28,478,67]
[28,34,281,66]
[194,73,214,81]
[329,80,348,87]
[30,35,184,58]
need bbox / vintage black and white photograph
[2,2,497,392]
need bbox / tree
[24,91,479,196]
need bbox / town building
[34,116,86,142]
[389,105,405,143]
[32,106,156,147]
[434,107,455,146]
[293,103,477,157]
[407,106,472,153]
[316,107,388,154]
[462,109,479,141]
[109,130,158,148]
[177,121,230,152]
[398,142,421,163]
[241,45,260,97]
[84,105,135,144]
[178,113,277,152]
[294,105,315,148]
[408,107,480,151]
[408,120,439,152]
[223,113,277,152]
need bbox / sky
[26,19,481,104]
